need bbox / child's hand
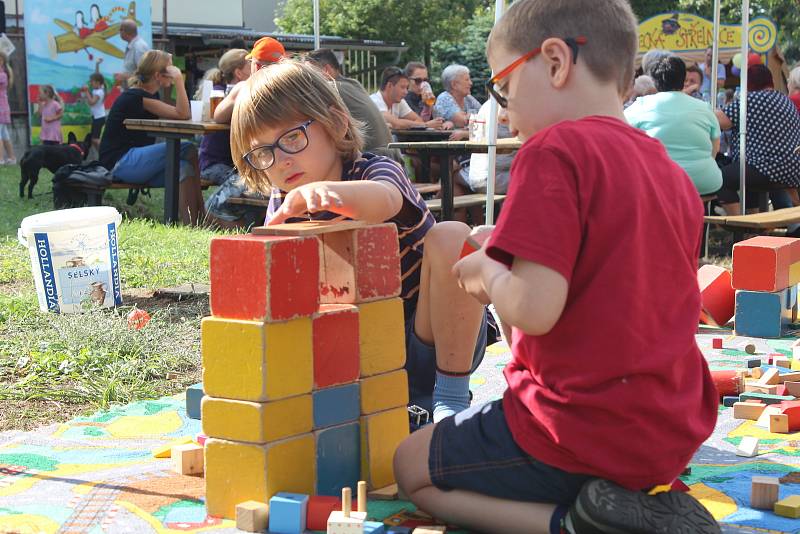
[452,249,501,305]
[267,183,344,225]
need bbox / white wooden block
[756,406,783,429]
[736,436,760,457]
[327,510,365,534]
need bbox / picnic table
[388,137,521,220]
[391,128,458,183]
[123,119,229,224]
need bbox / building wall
[242,0,278,33]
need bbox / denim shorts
[202,162,235,185]
[111,141,195,186]
[404,308,489,414]
[429,399,592,504]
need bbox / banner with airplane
[24,1,152,144]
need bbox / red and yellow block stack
[201,221,409,519]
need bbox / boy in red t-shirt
[393,1,720,533]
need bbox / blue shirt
[625,91,722,195]
[266,153,435,316]
[433,91,481,121]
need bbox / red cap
[246,37,285,63]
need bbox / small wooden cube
[236,500,269,532]
[770,413,790,433]
[774,495,800,518]
[756,406,782,429]
[172,443,204,475]
[751,476,780,510]
[712,338,723,349]
[736,436,759,457]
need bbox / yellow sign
[638,13,777,54]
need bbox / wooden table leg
[438,152,454,221]
[163,138,181,224]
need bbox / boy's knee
[393,424,435,496]
[425,221,471,261]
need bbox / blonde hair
[487,0,638,94]
[0,52,13,88]
[230,59,364,195]
[219,49,248,83]
[128,50,171,89]
[40,84,62,104]
[789,65,800,93]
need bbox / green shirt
[625,92,722,195]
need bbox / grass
[0,164,223,431]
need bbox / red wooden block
[306,495,357,531]
[779,400,800,431]
[319,223,401,304]
[210,235,320,321]
[312,304,360,388]
[777,385,789,397]
[698,265,735,327]
[712,338,723,349]
[732,236,800,292]
[459,226,494,259]
[711,370,744,398]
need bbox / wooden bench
[704,206,800,242]
[425,194,506,212]
[107,179,217,191]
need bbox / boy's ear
[540,37,574,89]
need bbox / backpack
[51,161,112,209]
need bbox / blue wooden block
[364,521,386,534]
[735,288,794,338]
[186,382,204,420]
[312,382,360,429]
[386,527,412,534]
[722,396,739,407]
[314,422,360,496]
[748,359,762,368]
[268,492,309,534]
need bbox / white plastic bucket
[18,207,123,313]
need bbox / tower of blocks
[733,236,800,338]
[201,220,410,519]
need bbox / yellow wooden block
[358,298,406,377]
[792,357,800,372]
[205,435,316,519]
[152,436,194,458]
[360,370,409,415]
[202,316,313,401]
[790,261,800,286]
[775,495,800,518]
[360,406,409,489]
[202,394,312,444]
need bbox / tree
[275,0,490,62]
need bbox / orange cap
[246,37,285,63]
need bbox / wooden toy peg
[358,480,367,513]
[342,487,352,517]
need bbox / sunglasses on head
[485,36,587,108]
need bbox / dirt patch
[0,399,94,432]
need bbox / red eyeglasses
[486,37,587,108]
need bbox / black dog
[19,132,92,198]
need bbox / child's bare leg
[178,146,206,225]
[415,221,485,420]
[395,425,556,534]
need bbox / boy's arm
[267,180,402,225]
[454,241,569,336]
[483,256,568,336]
[213,83,243,123]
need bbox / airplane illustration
[47,2,141,61]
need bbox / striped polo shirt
[265,153,435,317]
